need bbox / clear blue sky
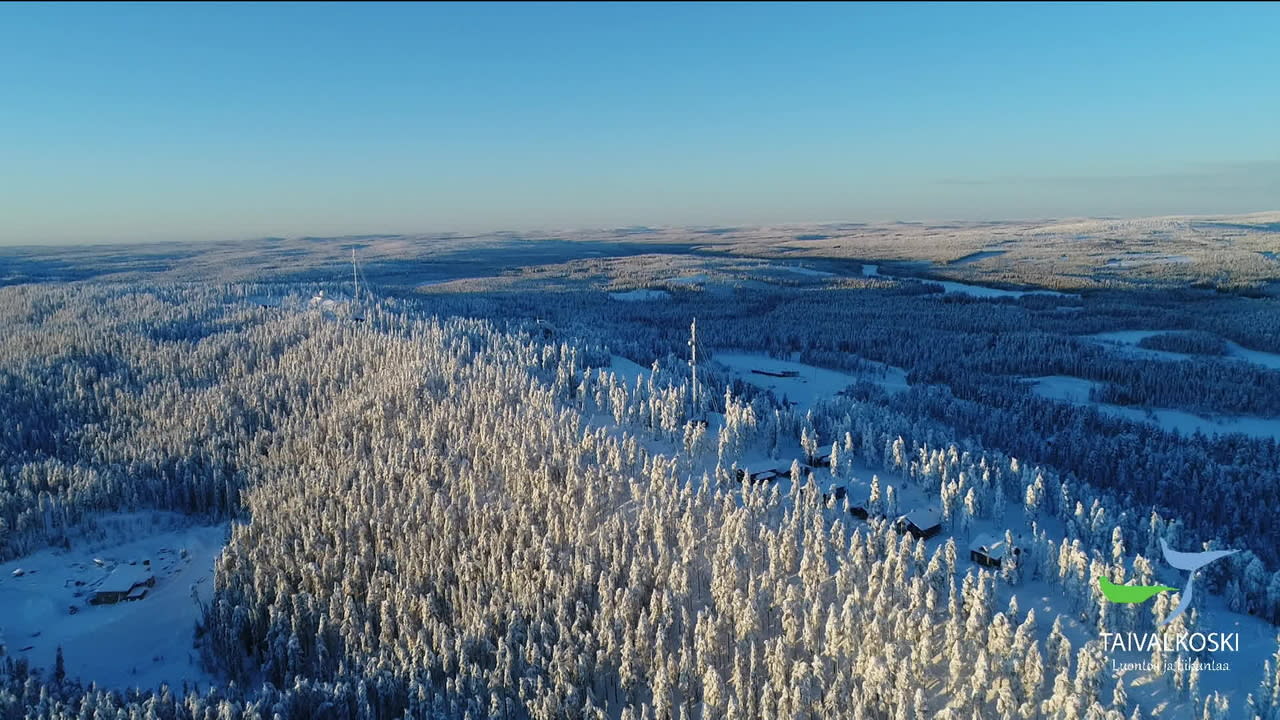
[2,2,1277,244]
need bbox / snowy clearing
[714,352,909,412]
[607,354,653,386]
[1103,254,1193,267]
[758,264,836,277]
[862,263,1074,298]
[669,274,709,286]
[1227,341,1280,370]
[1085,330,1280,369]
[1025,375,1280,441]
[0,516,228,692]
[608,288,672,302]
[927,278,1072,298]
[1024,375,1100,404]
[947,250,1007,265]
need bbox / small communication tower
[689,317,704,420]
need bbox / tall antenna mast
[689,317,700,416]
[352,248,359,301]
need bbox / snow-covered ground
[669,274,709,286]
[718,400,1271,717]
[1228,341,1280,370]
[1103,254,1193,267]
[585,351,1272,718]
[1084,331,1192,362]
[608,289,672,302]
[1025,375,1280,441]
[862,263,1074,298]
[747,402,1273,717]
[948,250,1007,265]
[1085,330,1280,370]
[0,514,228,691]
[714,352,910,412]
[927,277,1072,298]
[758,264,835,278]
[608,354,653,386]
[1024,375,1100,403]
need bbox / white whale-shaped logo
[1159,538,1236,626]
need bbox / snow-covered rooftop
[969,533,1009,560]
[901,507,941,530]
[96,563,154,594]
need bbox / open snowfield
[1026,375,1280,442]
[926,277,1073,298]
[1103,254,1194,268]
[948,250,1007,265]
[1085,330,1280,369]
[861,263,1074,298]
[714,352,910,411]
[609,288,672,302]
[669,274,709,286]
[758,264,835,277]
[0,515,228,691]
[607,354,653,386]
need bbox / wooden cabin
[805,453,832,468]
[897,508,942,539]
[751,368,800,378]
[969,533,1019,568]
[734,469,780,485]
[89,565,155,605]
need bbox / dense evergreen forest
[1,241,1279,720]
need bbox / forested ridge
[2,282,1279,719]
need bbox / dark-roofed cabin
[897,508,942,539]
[804,453,832,468]
[734,469,780,485]
[89,565,155,605]
[970,533,1019,568]
[751,368,799,378]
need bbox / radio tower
[689,317,701,417]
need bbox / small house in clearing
[89,564,155,605]
[897,508,942,539]
[970,533,1019,568]
[750,368,800,379]
[804,453,832,468]
[735,469,781,485]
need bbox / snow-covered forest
[2,217,1280,719]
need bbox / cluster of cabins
[733,453,835,486]
[733,456,1017,569]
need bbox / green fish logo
[1097,575,1177,604]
